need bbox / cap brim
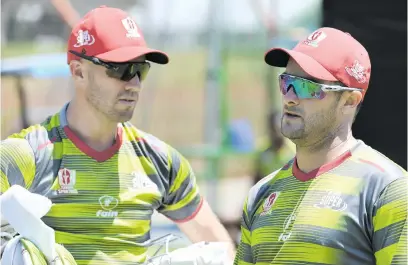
[264,48,337,81]
[96,46,169,64]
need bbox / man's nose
[282,86,300,106]
[125,74,141,90]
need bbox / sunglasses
[69,50,150,82]
[279,74,363,99]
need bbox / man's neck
[66,100,118,152]
[294,128,357,173]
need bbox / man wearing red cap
[234,27,407,264]
[0,6,234,265]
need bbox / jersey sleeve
[157,147,203,222]
[1,138,36,194]
[373,177,408,265]
[234,197,254,265]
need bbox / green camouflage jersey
[235,141,407,265]
[1,104,203,265]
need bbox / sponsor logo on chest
[96,195,119,218]
[57,168,78,194]
[260,192,280,216]
[279,213,297,242]
[129,171,158,191]
[314,190,348,211]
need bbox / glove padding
[2,235,77,265]
[0,185,58,264]
[147,241,233,265]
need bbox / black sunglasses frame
[69,50,150,82]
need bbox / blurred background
[1,0,406,248]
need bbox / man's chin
[116,118,132,123]
[113,111,134,123]
[118,116,133,123]
[281,126,305,139]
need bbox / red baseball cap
[264,27,371,91]
[67,5,168,64]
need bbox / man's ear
[342,91,363,115]
[69,60,85,82]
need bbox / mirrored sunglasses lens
[139,64,150,80]
[295,81,324,99]
[280,75,325,99]
[279,75,291,94]
[122,63,149,82]
[120,64,137,81]
[106,68,122,80]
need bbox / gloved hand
[0,185,57,263]
[146,241,234,265]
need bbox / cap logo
[304,30,327,47]
[121,17,140,38]
[345,60,367,83]
[73,30,95,47]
